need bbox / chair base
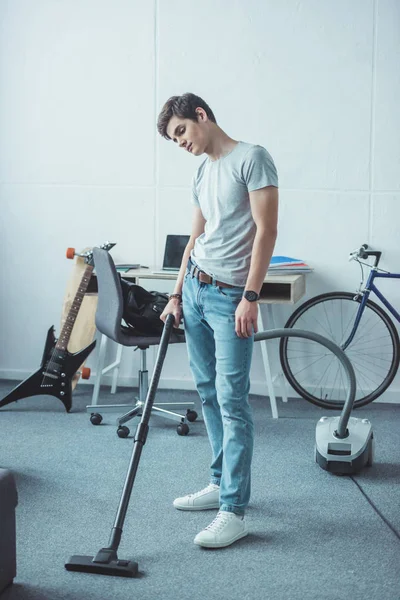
[89,341,196,429]
[86,401,194,425]
[118,402,192,425]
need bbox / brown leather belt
[190,264,239,289]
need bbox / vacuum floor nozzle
[65,551,138,578]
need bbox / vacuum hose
[254,329,356,439]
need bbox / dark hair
[157,93,217,140]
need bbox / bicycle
[279,244,400,409]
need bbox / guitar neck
[56,264,94,351]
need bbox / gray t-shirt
[190,141,278,287]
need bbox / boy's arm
[245,185,279,294]
[172,206,206,296]
[235,185,278,338]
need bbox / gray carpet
[0,380,399,600]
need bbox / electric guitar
[0,242,116,413]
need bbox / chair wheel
[186,409,198,422]
[117,425,130,438]
[177,423,189,436]
[90,413,103,426]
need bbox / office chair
[86,247,197,437]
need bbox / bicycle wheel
[280,291,400,409]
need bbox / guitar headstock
[84,242,116,266]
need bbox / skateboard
[63,247,98,390]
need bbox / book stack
[267,256,313,275]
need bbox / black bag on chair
[119,277,173,336]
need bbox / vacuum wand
[107,313,175,550]
[65,314,175,578]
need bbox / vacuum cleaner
[65,323,372,578]
[65,313,177,577]
[254,329,373,475]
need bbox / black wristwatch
[243,290,259,302]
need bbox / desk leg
[257,306,278,419]
[111,344,123,394]
[91,333,108,406]
[266,304,288,404]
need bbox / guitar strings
[40,272,90,388]
[40,305,80,388]
[40,311,72,388]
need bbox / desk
[110,268,306,418]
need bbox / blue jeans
[182,258,254,516]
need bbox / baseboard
[1,368,399,404]
[0,369,271,394]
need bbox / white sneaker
[173,484,220,511]
[194,511,248,548]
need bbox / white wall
[1,0,399,402]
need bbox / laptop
[152,234,190,274]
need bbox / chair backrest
[93,247,124,342]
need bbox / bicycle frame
[342,269,400,350]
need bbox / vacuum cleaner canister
[315,416,373,475]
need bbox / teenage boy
[157,93,278,548]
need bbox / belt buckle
[192,264,213,285]
[196,267,208,284]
